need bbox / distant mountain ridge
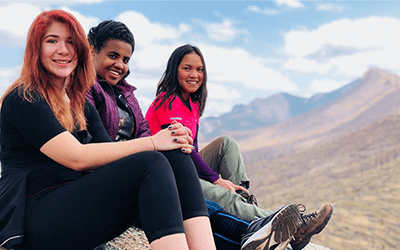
[201,75,362,138]
[235,68,400,156]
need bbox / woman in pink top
[146,45,268,221]
[145,44,334,250]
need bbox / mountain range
[200,76,361,138]
[214,68,400,250]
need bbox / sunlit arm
[40,123,193,171]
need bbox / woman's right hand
[151,123,194,154]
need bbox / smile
[52,60,72,66]
[109,69,121,76]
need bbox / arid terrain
[242,114,400,250]
[225,69,400,250]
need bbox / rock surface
[1,226,332,250]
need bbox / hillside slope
[245,114,400,250]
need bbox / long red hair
[0,10,95,131]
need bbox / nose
[189,70,198,78]
[114,59,124,70]
[57,41,70,55]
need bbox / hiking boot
[241,204,302,250]
[290,203,333,250]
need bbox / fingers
[235,185,249,193]
[168,121,193,138]
[180,145,193,154]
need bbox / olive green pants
[199,136,272,221]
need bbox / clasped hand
[151,120,194,154]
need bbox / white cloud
[131,44,178,73]
[283,57,330,74]
[202,98,240,118]
[273,0,304,9]
[317,3,345,13]
[283,16,400,77]
[0,66,21,96]
[0,3,43,46]
[0,3,99,47]
[117,11,190,48]
[246,6,279,15]
[207,82,242,100]
[202,45,297,92]
[61,7,100,34]
[309,79,348,93]
[204,19,247,42]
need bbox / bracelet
[149,136,157,151]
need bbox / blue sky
[1,0,400,118]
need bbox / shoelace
[297,204,319,229]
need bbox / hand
[151,125,194,154]
[214,177,248,193]
[170,120,193,139]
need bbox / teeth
[109,70,120,76]
[54,60,69,64]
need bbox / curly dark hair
[87,20,135,78]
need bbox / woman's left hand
[214,177,248,193]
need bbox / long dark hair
[87,20,135,78]
[154,44,208,116]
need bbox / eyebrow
[44,34,72,39]
[44,34,59,39]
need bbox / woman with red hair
[0,10,215,250]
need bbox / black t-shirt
[0,89,112,248]
[0,89,111,195]
[113,86,136,141]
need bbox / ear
[90,45,96,60]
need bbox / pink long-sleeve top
[145,94,220,183]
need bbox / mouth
[109,69,122,77]
[52,59,72,64]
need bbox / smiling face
[177,52,204,101]
[93,39,132,86]
[40,21,78,87]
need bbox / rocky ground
[1,225,332,250]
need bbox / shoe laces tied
[301,211,318,229]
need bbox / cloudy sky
[1,0,400,118]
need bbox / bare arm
[40,122,193,171]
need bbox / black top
[113,86,136,141]
[0,88,112,248]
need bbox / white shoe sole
[241,204,300,250]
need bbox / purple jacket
[86,78,151,141]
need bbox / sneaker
[290,203,333,250]
[241,204,301,250]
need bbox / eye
[109,54,117,59]
[123,57,130,64]
[183,66,190,71]
[46,39,57,44]
[197,68,204,72]
[67,39,73,45]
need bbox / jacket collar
[96,78,136,98]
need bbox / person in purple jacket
[84,20,309,250]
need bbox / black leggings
[23,150,208,250]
